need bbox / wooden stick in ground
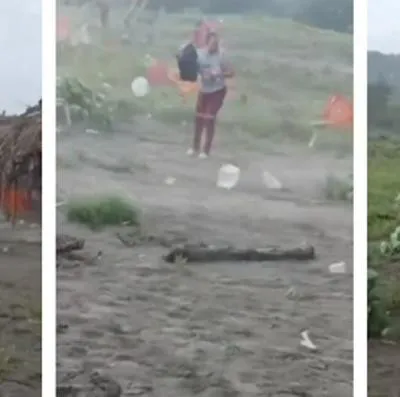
[164,243,316,264]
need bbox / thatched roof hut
[0,100,42,223]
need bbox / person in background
[187,31,234,158]
[97,0,109,29]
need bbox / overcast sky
[369,0,400,53]
[0,1,41,114]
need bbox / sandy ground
[57,119,353,396]
[0,221,41,397]
[368,340,400,397]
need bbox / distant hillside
[368,51,400,101]
[69,0,352,33]
[368,51,400,136]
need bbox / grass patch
[66,195,141,230]
[368,139,400,339]
[368,140,400,241]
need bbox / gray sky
[0,0,41,114]
[368,0,400,53]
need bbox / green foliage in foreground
[368,140,400,339]
[368,141,400,241]
[67,195,141,230]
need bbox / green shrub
[66,196,141,230]
[368,269,389,338]
[368,141,400,241]
[368,140,400,339]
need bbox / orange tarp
[167,69,200,100]
[146,61,172,86]
[0,188,32,218]
[322,95,353,127]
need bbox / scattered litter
[380,240,390,255]
[382,327,390,337]
[262,171,282,190]
[308,131,318,148]
[85,128,99,135]
[144,54,154,67]
[79,24,91,44]
[165,177,176,185]
[300,330,317,350]
[102,82,113,91]
[286,287,296,298]
[146,113,152,119]
[2,246,9,253]
[329,261,347,274]
[217,164,240,189]
[131,76,150,97]
[18,219,25,225]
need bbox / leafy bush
[368,141,400,241]
[368,269,389,338]
[368,141,400,339]
[66,195,141,230]
[57,76,137,130]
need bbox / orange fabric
[323,95,353,127]
[57,16,70,41]
[146,61,171,86]
[167,68,237,102]
[167,69,199,100]
[0,188,32,217]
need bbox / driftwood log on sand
[56,234,85,254]
[57,234,103,268]
[164,243,316,264]
[0,100,42,223]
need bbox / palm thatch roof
[0,100,41,186]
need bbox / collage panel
[0,1,42,396]
[368,0,400,396]
[56,1,354,396]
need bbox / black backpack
[177,43,198,82]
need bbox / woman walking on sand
[178,31,234,158]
